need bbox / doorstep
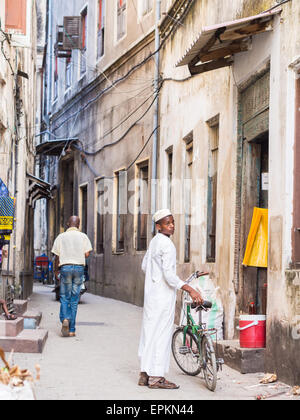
[0,329,48,353]
[216,340,265,374]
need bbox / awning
[27,173,53,207]
[176,7,282,75]
[36,138,78,156]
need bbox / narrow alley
[10,284,298,401]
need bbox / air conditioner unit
[54,25,72,58]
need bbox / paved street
[8,284,298,401]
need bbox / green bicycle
[172,271,224,392]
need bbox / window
[140,0,153,17]
[97,0,105,58]
[115,170,127,252]
[54,55,58,100]
[166,147,173,209]
[96,178,105,254]
[5,0,27,35]
[117,0,127,41]
[80,185,88,234]
[65,56,72,90]
[80,7,88,76]
[137,162,149,251]
[184,134,193,263]
[206,115,219,262]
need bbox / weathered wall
[47,0,157,306]
[159,0,300,384]
[0,0,38,299]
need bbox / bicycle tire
[172,327,202,376]
[201,335,218,391]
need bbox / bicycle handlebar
[185,271,209,284]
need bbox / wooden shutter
[5,0,27,35]
[63,16,82,50]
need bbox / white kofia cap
[153,209,172,223]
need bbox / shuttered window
[184,136,193,263]
[137,162,149,251]
[5,0,27,35]
[63,16,82,50]
[97,0,105,58]
[206,115,219,263]
[117,0,127,40]
[80,8,88,76]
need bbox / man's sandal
[138,372,149,386]
[4,314,17,321]
[148,378,180,389]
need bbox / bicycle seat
[191,300,212,311]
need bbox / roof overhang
[27,173,53,207]
[36,138,79,156]
[176,7,282,75]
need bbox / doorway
[239,69,270,315]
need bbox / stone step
[22,311,42,326]
[0,318,24,337]
[216,340,266,374]
[0,329,48,353]
[13,300,28,316]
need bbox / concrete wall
[158,0,300,384]
[44,0,160,306]
[0,0,38,299]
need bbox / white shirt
[51,227,93,267]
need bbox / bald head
[68,216,80,229]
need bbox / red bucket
[237,315,266,348]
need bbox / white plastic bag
[0,381,35,400]
[181,275,224,341]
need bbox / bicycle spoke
[172,328,201,376]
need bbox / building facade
[38,0,300,385]
[0,0,47,299]
[158,0,300,385]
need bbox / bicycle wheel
[201,335,217,391]
[172,327,202,376]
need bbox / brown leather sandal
[148,377,180,389]
[138,372,149,386]
[4,314,17,321]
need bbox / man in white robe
[138,209,203,389]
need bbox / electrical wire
[49,0,195,134]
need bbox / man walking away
[52,216,93,337]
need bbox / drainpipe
[151,0,161,234]
[46,0,52,149]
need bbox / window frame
[206,115,220,263]
[116,0,127,42]
[113,169,127,254]
[136,161,149,251]
[94,177,105,255]
[79,5,88,77]
[183,134,193,263]
[97,0,106,59]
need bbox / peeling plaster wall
[0,1,38,299]
[159,0,300,384]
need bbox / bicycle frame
[179,272,221,366]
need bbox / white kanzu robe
[138,233,185,377]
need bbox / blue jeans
[59,265,85,333]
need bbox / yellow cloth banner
[243,207,268,268]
